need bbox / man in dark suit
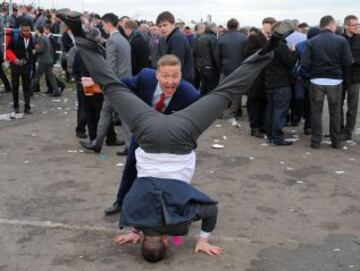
[124,20,150,75]
[156,11,194,83]
[244,17,276,138]
[6,23,35,114]
[104,59,200,215]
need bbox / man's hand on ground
[194,237,223,256]
[113,232,142,246]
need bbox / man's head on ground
[124,20,138,37]
[141,236,168,263]
[262,17,276,35]
[344,15,359,36]
[101,13,118,34]
[156,11,176,37]
[156,55,182,97]
[227,18,240,31]
[320,15,337,33]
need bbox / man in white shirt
[57,8,292,262]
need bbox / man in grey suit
[31,26,61,97]
[81,13,132,154]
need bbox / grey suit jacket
[35,34,53,65]
[106,31,132,78]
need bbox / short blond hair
[157,55,182,69]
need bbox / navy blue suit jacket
[116,68,200,205]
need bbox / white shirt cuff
[199,230,211,239]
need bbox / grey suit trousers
[95,96,132,148]
[76,37,273,154]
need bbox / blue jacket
[116,68,200,206]
[302,30,353,80]
[122,68,199,110]
[120,177,217,227]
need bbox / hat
[175,18,185,25]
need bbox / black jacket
[265,42,297,91]
[129,31,150,75]
[7,33,35,74]
[218,30,247,76]
[244,31,267,99]
[196,30,219,71]
[166,28,194,82]
[302,30,353,80]
[343,33,360,84]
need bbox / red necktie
[155,93,166,112]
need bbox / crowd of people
[0,1,360,263]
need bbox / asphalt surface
[0,84,360,271]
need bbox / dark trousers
[341,83,360,137]
[247,98,267,130]
[11,71,31,110]
[310,83,342,145]
[32,63,60,94]
[266,87,291,143]
[200,66,219,96]
[46,76,65,93]
[76,82,87,134]
[0,62,11,92]
[194,68,201,89]
[294,77,311,130]
[83,94,104,141]
[116,137,138,206]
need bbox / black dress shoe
[76,132,88,139]
[51,92,62,97]
[116,148,128,156]
[24,109,32,115]
[80,141,102,153]
[104,202,121,216]
[251,129,264,138]
[273,140,293,146]
[304,128,312,136]
[14,108,20,114]
[331,142,342,149]
[106,140,125,146]
[341,133,351,141]
[310,142,320,149]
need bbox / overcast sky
[42,0,359,26]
